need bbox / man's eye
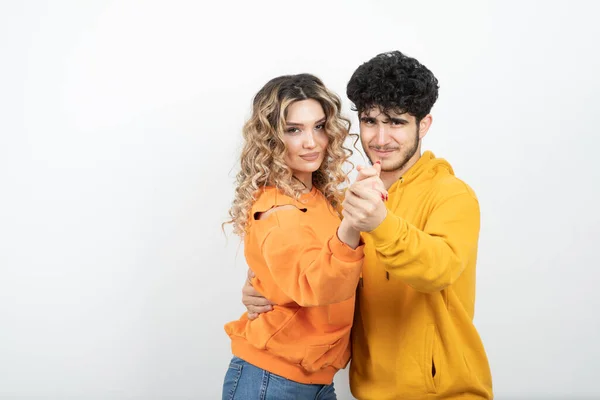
[361,118,375,124]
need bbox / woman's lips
[300,152,320,161]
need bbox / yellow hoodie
[350,151,493,399]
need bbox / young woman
[222,74,384,399]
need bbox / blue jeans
[222,356,337,400]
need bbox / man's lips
[371,148,397,157]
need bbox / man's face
[359,107,422,173]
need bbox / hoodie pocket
[424,324,441,394]
[245,307,299,350]
[301,337,349,373]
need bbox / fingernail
[381,193,386,201]
[375,160,381,165]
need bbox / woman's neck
[292,173,312,193]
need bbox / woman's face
[281,99,329,187]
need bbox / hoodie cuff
[368,212,402,246]
[329,234,365,262]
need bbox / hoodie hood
[388,150,454,193]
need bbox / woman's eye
[286,127,301,134]
[315,124,325,130]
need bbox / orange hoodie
[224,186,364,384]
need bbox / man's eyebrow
[359,114,408,124]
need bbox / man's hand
[355,162,387,198]
[242,269,274,320]
[342,162,388,232]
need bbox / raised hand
[342,161,388,232]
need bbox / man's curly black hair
[346,51,439,122]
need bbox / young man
[242,51,493,399]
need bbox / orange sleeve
[259,208,364,307]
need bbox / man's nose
[376,124,388,145]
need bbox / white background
[1,1,599,399]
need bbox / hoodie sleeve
[258,208,364,306]
[367,191,480,293]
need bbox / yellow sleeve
[367,192,480,293]
[259,208,364,306]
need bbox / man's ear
[418,114,433,139]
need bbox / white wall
[1,1,598,399]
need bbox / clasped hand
[342,161,388,232]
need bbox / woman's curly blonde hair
[225,73,354,236]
